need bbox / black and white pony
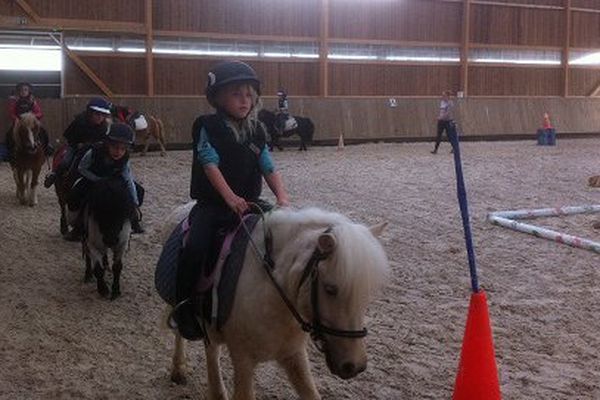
[80,177,134,299]
[258,109,315,151]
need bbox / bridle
[241,213,368,352]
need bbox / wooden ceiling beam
[14,0,40,23]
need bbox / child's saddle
[155,212,260,331]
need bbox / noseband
[253,225,367,351]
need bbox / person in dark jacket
[44,97,112,188]
[172,60,290,340]
[68,123,145,235]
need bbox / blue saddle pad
[0,143,8,162]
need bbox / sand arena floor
[1,139,600,399]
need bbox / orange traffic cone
[337,133,345,151]
[452,290,501,400]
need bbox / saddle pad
[214,214,260,330]
[0,143,8,162]
[154,213,261,332]
[132,115,148,131]
[155,218,188,306]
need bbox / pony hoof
[84,273,93,283]
[160,152,166,157]
[97,283,110,298]
[170,371,187,385]
[110,291,121,300]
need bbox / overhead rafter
[49,33,114,97]
[14,0,39,23]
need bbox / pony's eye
[323,284,338,297]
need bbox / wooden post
[145,0,154,96]
[460,0,471,96]
[319,0,329,97]
[563,0,571,97]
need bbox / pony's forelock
[266,207,389,307]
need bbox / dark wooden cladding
[64,55,147,95]
[569,68,600,95]
[328,64,461,96]
[572,0,600,9]
[470,4,563,46]
[475,0,563,6]
[153,58,320,96]
[328,0,462,42]
[1,0,144,21]
[153,0,320,37]
[571,11,600,48]
[468,66,563,95]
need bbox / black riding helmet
[205,61,261,108]
[106,123,135,145]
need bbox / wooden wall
[328,0,462,42]
[470,5,564,47]
[4,0,600,97]
[2,98,598,148]
[152,0,320,37]
[469,66,563,96]
[328,64,461,96]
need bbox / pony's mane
[12,112,39,146]
[266,207,389,307]
[18,112,38,128]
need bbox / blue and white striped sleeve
[196,126,219,166]
[258,144,275,175]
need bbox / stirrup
[167,298,191,331]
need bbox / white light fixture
[68,45,113,52]
[117,47,146,53]
[328,54,378,60]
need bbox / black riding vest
[190,114,266,206]
[88,144,129,179]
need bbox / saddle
[155,213,260,330]
[126,112,148,131]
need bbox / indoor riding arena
[1,1,600,399]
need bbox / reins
[240,203,368,349]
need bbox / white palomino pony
[10,112,45,206]
[160,204,390,400]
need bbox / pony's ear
[369,222,388,237]
[317,232,336,254]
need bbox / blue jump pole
[446,123,480,293]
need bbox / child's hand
[226,194,249,215]
[276,195,290,208]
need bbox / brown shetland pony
[11,113,46,206]
[130,113,167,156]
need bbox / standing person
[276,87,289,133]
[43,97,112,188]
[5,82,52,163]
[68,123,145,235]
[172,60,291,340]
[431,90,455,154]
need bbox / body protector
[190,114,267,207]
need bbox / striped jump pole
[488,205,600,254]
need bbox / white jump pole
[487,205,600,254]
